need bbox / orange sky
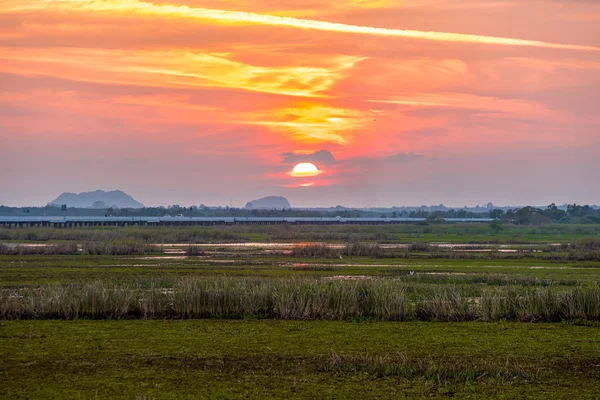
[1,0,599,207]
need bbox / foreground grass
[1,320,599,399]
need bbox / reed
[185,246,205,256]
[290,243,390,258]
[0,243,78,255]
[290,244,340,258]
[81,239,159,255]
[2,277,599,322]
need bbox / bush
[0,243,78,255]
[81,240,158,255]
[186,246,205,256]
[290,244,340,258]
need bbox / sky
[1,0,599,208]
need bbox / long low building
[0,216,493,227]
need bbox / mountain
[245,196,291,210]
[49,190,144,209]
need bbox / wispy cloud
[5,0,599,51]
[0,47,361,97]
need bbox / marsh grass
[290,243,391,258]
[0,243,78,255]
[344,242,390,257]
[287,241,600,261]
[0,239,160,256]
[392,272,579,287]
[480,285,600,322]
[2,224,600,245]
[288,265,337,271]
[0,227,243,243]
[81,240,160,255]
[290,244,339,258]
[2,277,599,322]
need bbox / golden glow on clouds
[0,47,359,97]
[291,162,320,177]
[242,105,370,144]
[5,0,599,52]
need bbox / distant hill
[49,190,144,209]
[245,196,291,210]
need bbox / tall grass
[2,277,599,322]
[290,243,390,258]
[0,240,159,255]
[81,240,160,255]
[0,243,78,255]
[290,244,339,258]
[0,227,243,243]
[3,224,600,244]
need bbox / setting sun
[291,163,320,177]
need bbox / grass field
[1,224,600,398]
[2,223,600,244]
[2,321,600,399]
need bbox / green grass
[1,320,599,399]
[2,223,600,244]
[1,252,600,287]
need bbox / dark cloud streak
[280,149,337,166]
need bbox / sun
[291,162,320,177]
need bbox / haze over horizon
[1,0,599,208]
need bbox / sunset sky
[1,0,599,208]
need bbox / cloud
[0,47,361,98]
[386,152,425,163]
[6,0,599,52]
[280,149,337,166]
[243,105,368,144]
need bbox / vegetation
[185,245,205,256]
[0,240,159,256]
[2,277,600,322]
[2,223,600,397]
[81,239,159,255]
[3,202,600,223]
[2,320,600,398]
[0,243,78,255]
[290,243,391,258]
[2,223,600,245]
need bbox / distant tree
[61,204,67,212]
[490,209,504,219]
[426,214,445,224]
[489,220,504,234]
[543,203,566,222]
